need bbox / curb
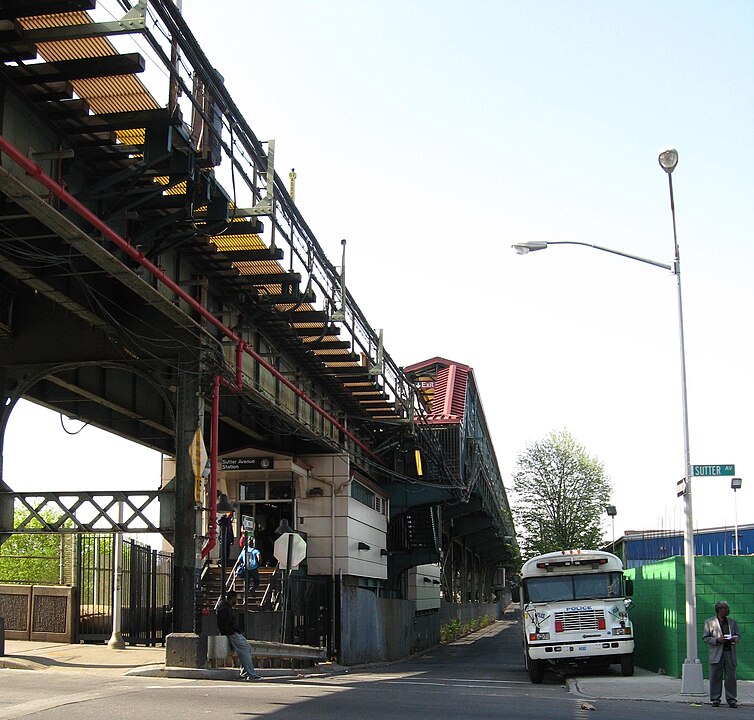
[126,663,350,680]
[0,657,47,671]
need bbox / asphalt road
[0,611,742,719]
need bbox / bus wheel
[529,658,545,684]
[620,654,634,677]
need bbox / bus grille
[555,610,604,631]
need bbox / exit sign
[692,464,735,477]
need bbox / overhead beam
[444,497,483,520]
[5,52,145,85]
[260,290,316,305]
[214,247,280,262]
[0,163,205,336]
[303,339,350,350]
[19,1,146,42]
[452,516,493,538]
[45,375,173,436]
[236,272,301,286]
[0,1,95,21]
[0,250,113,332]
[24,81,74,101]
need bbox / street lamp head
[731,477,742,490]
[512,241,548,255]
[217,493,234,513]
[658,148,679,174]
[605,505,617,517]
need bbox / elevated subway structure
[402,358,518,604]
[0,0,516,662]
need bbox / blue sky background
[5,1,753,541]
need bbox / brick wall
[627,555,754,679]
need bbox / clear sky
[4,1,753,541]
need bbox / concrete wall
[339,584,414,665]
[627,555,754,679]
[412,611,441,654]
[439,600,499,626]
[338,586,505,665]
[0,584,76,642]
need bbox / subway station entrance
[239,479,295,567]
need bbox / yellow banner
[189,427,208,503]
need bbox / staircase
[202,563,277,611]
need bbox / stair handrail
[226,555,243,592]
[259,565,282,611]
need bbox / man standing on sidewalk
[216,590,261,681]
[703,600,740,708]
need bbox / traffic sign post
[274,532,307,569]
[274,532,307,643]
[691,464,735,477]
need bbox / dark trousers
[710,651,737,704]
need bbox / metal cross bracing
[1,490,165,534]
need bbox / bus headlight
[529,632,550,641]
[612,627,632,636]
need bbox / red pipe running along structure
[0,134,384,557]
[203,346,245,559]
[206,375,221,558]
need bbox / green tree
[0,505,68,584]
[513,430,612,559]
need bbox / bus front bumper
[529,637,634,661]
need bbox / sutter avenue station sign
[221,457,274,471]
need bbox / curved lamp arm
[511,241,672,272]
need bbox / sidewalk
[0,640,340,680]
[2,639,753,705]
[566,667,754,706]
[0,640,166,676]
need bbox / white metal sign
[274,532,307,569]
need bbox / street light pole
[731,478,742,555]
[510,148,704,694]
[658,148,703,695]
[605,505,617,552]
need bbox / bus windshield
[525,572,623,603]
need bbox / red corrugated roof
[404,356,471,373]
[407,357,472,424]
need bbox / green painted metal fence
[626,555,754,679]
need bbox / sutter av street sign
[691,464,735,477]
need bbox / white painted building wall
[407,563,441,610]
[166,449,390,581]
[298,453,388,580]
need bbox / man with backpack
[237,534,262,597]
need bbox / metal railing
[77,534,172,645]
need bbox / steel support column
[0,367,12,546]
[171,354,203,633]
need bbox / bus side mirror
[624,578,634,597]
[511,585,520,603]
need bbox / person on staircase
[217,510,235,568]
[237,532,262,599]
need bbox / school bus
[518,549,634,683]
